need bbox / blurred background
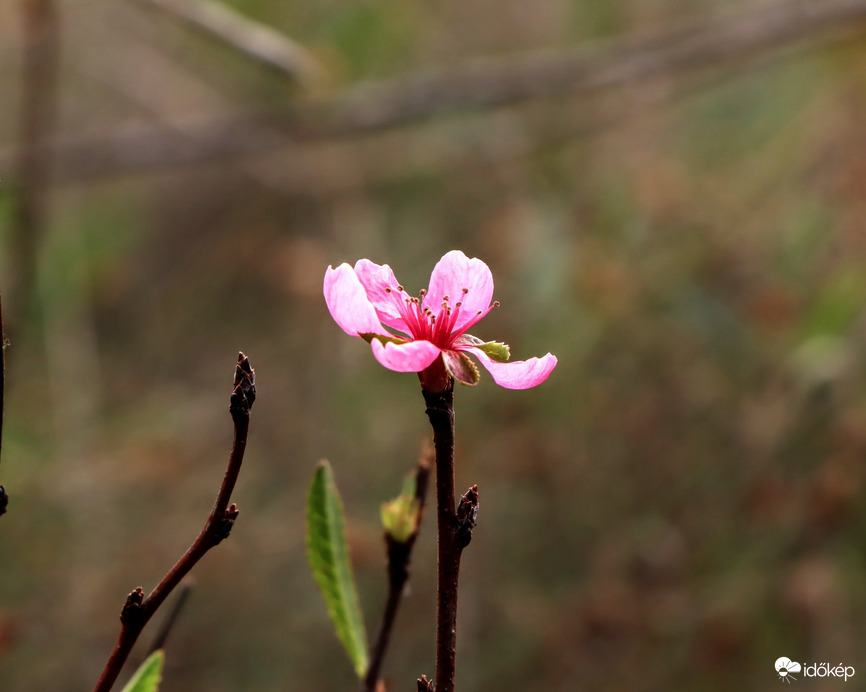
[3,0,866,690]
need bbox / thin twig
[135,0,325,87]
[363,447,433,692]
[92,352,255,692]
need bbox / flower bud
[381,477,421,544]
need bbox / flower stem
[422,380,467,692]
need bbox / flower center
[383,285,490,348]
[414,290,464,348]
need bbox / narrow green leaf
[360,333,407,346]
[120,650,164,692]
[306,460,368,678]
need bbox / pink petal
[371,339,441,373]
[354,259,412,333]
[324,264,390,337]
[466,347,557,389]
[423,251,494,334]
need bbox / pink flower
[324,250,557,390]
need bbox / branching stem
[363,451,432,692]
[91,353,255,692]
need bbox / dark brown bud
[456,484,479,549]
[416,675,435,691]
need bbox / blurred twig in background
[303,0,866,134]
[147,582,194,655]
[11,0,59,326]
[3,0,866,192]
[1,0,61,518]
[0,288,7,517]
[135,0,325,88]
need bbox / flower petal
[466,347,557,389]
[371,339,441,373]
[423,251,494,334]
[354,259,412,333]
[324,264,390,337]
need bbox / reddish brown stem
[91,353,255,692]
[421,380,472,692]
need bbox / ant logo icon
[775,657,802,683]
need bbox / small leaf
[455,335,511,362]
[120,650,164,692]
[443,350,480,386]
[474,341,510,362]
[306,461,368,678]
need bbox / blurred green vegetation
[3,1,866,691]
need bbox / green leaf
[120,650,164,692]
[455,335,511,362]
[306,460,368,678]
[473,341,510,362]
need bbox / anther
[397,285,404,292]
[456,301,462,308]
[385,287,392,293]
[420,289,427,297]
[493,301,500,307]
[462,288,469,294]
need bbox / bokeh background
[3,0,866,690]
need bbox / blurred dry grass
[3,1,866,691]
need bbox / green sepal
[306,460,369,678]
[360,333,407,346]
[120,650,164,692]
[443,350,481,386]
[455,335,511,362]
